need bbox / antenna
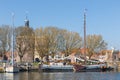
[12,12,15,28]
[25,11,29,20]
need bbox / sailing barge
[73,63,113,72]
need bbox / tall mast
[84,9,87,60]
[11,13,15,66]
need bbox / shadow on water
[0,71,120,80]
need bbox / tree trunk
[33,53,35,62]
[20,56,23,63]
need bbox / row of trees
[0,25,107,62]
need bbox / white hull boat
[5,66,19,73]
[40,62,73,71]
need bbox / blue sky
[0,0,120,49]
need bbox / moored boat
[73,63,112,72]
[40,62,73,72]
[73,64,86,72]
[5,65,19,73]
[5,14,19,73]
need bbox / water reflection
[0,71,120,80]
[0,73,13,80]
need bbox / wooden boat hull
[73,64,86,72]
[73,64,112,72]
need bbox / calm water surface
[0,71,120,80]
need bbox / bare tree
[0,25,11,60]
[35,27,82,59]
[62,31,82,56]
[16,26,35,62]
[35,27,48,59]
[35,27,60,60]
[86,34,107,59]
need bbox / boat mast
[84,9,87,62]
[11,13,15,66]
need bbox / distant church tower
[24,12,29,27]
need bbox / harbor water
[0,71,120,80]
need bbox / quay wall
[107,61,120,71]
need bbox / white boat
[5,65,19,73]
[86,64,106,69]
[5,14,19,73]
[40,62,73,71]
